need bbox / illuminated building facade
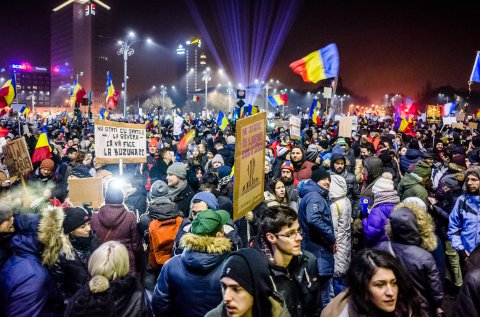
[50,0,112,111]
[176,38,207,97]
[1,63,51,108]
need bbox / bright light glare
[146,38,153,44]
[129,31,135,37]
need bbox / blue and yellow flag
[216,111,229,131]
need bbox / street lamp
[202,68,211,111]
[160,85,167,118]
[117,31,152,118]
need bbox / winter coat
[377,202,443,312]
[320,292,363,317]
[293,160,315,182]
[298,179,335,276]
[124,188,147,217]
[29,168,67,201]
[64,274,149,317]
[397,173,429,207]
[149,158,170,185]
[329,176,352,277]
[400,148,422,174]
[432,187,462,241]
[448,193,480,254]
[152,233,231,317]
[91,204,143,273]
[454,268,480,317]
[0,232,12,269]
[362,202,396,247]
[329,154,361,218]
[251,236,321,317]
[360,157,383,209]
[50,235,101,303]
[0,208,68,317]
[172,183,195,217]
[217,147,234,167]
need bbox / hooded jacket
[360,156,383,208]
[152,233,232,317]
[397,172,429,207]
[377,202,443,312]
[292,147,315,182]
[454,267,480,317]
[329,175,351,277]
[0,207,69,317]
[90,204,143,273]
[298,179,335,275]
[400,148,422,174]
[329,153,361,218]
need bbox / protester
[0,202,14,268]
[166,162,196,217]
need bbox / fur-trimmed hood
[38,206,74,266]
[180,233,231,274]
[385,201,437,251]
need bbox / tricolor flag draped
[192,95,200,102]
[268,94,288,108]
[177,129,195,154]
[289,43,340,83]
[0,74,17,109]
[216,111,229,131]
[309,98,321,126]
[70,80,86,103]
[106,71,120,109]
[470,51,480,83]
[31,126,52,163]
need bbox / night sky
[2,0,479,104]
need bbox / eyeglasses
[274,229,303,239]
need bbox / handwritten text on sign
[94,120,147,163]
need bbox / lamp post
[264,79,273,114]
[202,67,211,112]
[160,85,167,118]
[117,32,152,118]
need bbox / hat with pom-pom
[372,172,394,194]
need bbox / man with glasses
[298,165,336,310]
[252,205,320,317]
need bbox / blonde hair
[88,241,129,281]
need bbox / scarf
[168,180,187,201]
[371,190,400,209]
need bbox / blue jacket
[298,179,335,276]
[152,233,231,317]
[362,203,396,247]
[0,214,62,317]
[399,149,421,174]
[448,194,480,254]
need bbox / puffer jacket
[329,175,351,277]
[50,234,101,303]
[400,148,422,174]
[0,207,68,317]
[91,204,143,273]
[448,193,480,254]
[397,172,429,207]
[298,179,335,276]
[65,274,148,317]
[152,233,231,317]
[377,202,443,313]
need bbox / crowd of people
[0,112,480,317]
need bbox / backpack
[148,217,183,268]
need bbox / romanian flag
[470,51,480,83]
[216,111,229,131]
[106,71,119,109]
[309,98,321,126]
[0,106,13,116]
[20,106,30,115]
[177,129,195,154]
[31,126,52,163]
[268,94,284,108]
[99,107,109,120]
[192,95,200,102]
[240,105,258,118]
[289,44,340,83]
[0,126,10,137]
[0,74,17,109]
[70,81,85,103]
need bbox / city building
[50,0,112,112]
[0,63,51,109]
[176,38,207,98]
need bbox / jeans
[319,276,334,309]
[332,276,346,296]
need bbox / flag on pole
[289,43,340,83]
[106,71,119,109]
[31,126,52,163]
[177,129,195,154]
[268,94,285,108]
[0,74,17,109]
[309,98,321,126]
[20,106,30,115]
[192,95,200,102]
[99,107,109,120]
[470,51,480,83]
[70,80,85,103]
[216,111,229,131]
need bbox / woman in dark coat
[51,207,100,304]
[0,203,14,268]
[90,183,143,273]
[65,241,149,317]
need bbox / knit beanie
[191,209,229,236]
[305,144,318,162]
[281,161,294,172]
[211,154,225,166]
[311,165,331,183]
[276,146,289,158]
[451,154,467,167]
[218,166,232,180]
[148,138,159,148]
[105,185,124,204]
[63,207,90,234]
[190,191,219,210]
[40,159,55,171]
[149,180,169,199]
[226,135,236,144]
[372,172,394,194]
[166,162,187,179]
[413,161,432,178]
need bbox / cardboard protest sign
[94,120,147,164]
[323,87,332,99]
[233,112,266,221]
[338,117,354,138]
[289,115,301,140]
[468,122,478,129]
[442,117,457,125]
[456,112,466,122]
[2,137,33,176]
[68,177,104,208]
[452,123,464,130]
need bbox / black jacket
[172,183,195,218]
[65,274,149,317]
[149,159,170,185]
[50,235,100,303]
[125,188,147,217]
[0,233,12,269]
[454,268,480,317]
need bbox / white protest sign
[442,117,457,125]
[323,87,332,99]
[289,115,301,140]
[339,117,354,138]
[94,120,147,164]
[173,115,184,136]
